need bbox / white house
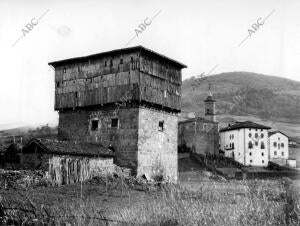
[219,121,271,166]
[268,131,289,160]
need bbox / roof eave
[48,46,187,69]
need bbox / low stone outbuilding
[22,139,115,185]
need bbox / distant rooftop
[179,117,217,124]
[219,121,271,132]
[23,138,114,157]
[48,45,187,69]
[269,131,288,137]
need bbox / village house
[48,46,187,182]
[178,93,219,155]
[22,139,114,185]
[269,131,289,160]
[219,121,271,166]
[268,131,296,168]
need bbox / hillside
[182,72,300,137]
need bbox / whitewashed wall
[269,133,289,160]
[220,128,269,166]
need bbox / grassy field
[1,173,299,225]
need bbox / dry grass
[1,177,299,225]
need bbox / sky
[0,0,299,127]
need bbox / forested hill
[182,72,300,124]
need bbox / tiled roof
[48,45,187,68]
[219,121,270,132]
[268,131,288,138]
[23,138,114,157]
[179,117,217,124]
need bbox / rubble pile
[0,170,50,189]
[87,166,163,192]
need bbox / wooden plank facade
[49,46,186,112]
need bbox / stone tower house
[48,46,186,182]
[204,92,216,122]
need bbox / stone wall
[21,153,50,170]
[58,110,89,141]
[58,106,179,182]
[87,107,139,170]
[178,120,219,156]
[58,107,139,170]
[137,107,178,182]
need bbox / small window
[255,133,258,138]
[274,151,277,155]
[261,133,264,138]
[91,120,99,131]
[273,142,277,147]
[110,59,113,67]
[249,152,252,156]
[75,92,78,98]
[131,57,134,63]
[261,152,264,156]
[232,143,235,149]
[56,82,60,88]
[278,143,280,149]
[104,61,107,67]
[250,159,253,163]
[63,68,66,73]
[248,141,253,149]
[158,121,164,132]
[262,160,264,163]
[281,143,284,148]
[249,133,252,138]
[164,90,167,98]
[111,118,119,128]
[255,141,258,146]
[261,142,265,149]
[232,134,234,139]
[281,152,284,156]
[120,58,123,64]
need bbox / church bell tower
[204,84,216,122]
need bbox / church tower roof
[204,94,216,102]
[204,83,216,102]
